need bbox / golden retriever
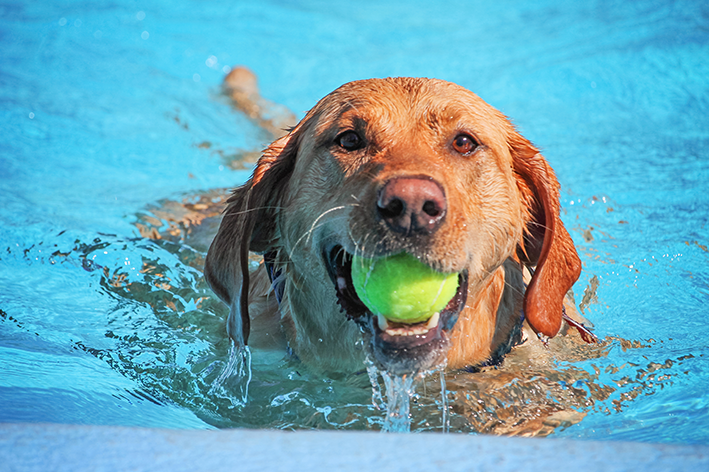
[205,68,592,376]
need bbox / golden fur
[205,68,584,374]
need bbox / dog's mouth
[324,245,468,375]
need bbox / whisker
[525,220,552,231]
[287,211,352,259]
[306,205,349,243]
[220,205,288,219]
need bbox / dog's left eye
[336,131,364,151]
[451,133,479,155]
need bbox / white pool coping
[1,423,707,472]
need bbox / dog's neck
[275,263,366,373]
[446,258,526,369]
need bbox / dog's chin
[324,245,469,376]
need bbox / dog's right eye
[451,133,479,155]
[336,131,364,151]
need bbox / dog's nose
[377,177,446,234]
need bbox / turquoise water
[1,0,708,443]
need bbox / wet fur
[205,68,584,373]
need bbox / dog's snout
[377,177,446,234]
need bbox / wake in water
[209,343,252,408]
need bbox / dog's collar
[264,251,284,305]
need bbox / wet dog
[204,68,594,376]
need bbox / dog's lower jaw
[361,315,452,376]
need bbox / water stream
[366,356,449,433]
[380,371,416,432]
[209,344,252,408]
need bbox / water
[1,0,708,442]
[209,344,252,408]
[367,362,449,433]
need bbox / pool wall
[2,423,708,472]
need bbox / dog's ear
[510,134,582,338]
[204,131,299,346]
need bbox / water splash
[372,361,450,433]
[365,357,386,410]
[380,370,416,432]
[440,370,449,433]
[209,343,252,407]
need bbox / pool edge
[2,423,708,471]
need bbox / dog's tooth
[425,312,440,330]
[381,313,440,337]
[386,326,405,336]
[377,314,390,331]
[337,276,347,291]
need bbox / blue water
[1,0,708,443]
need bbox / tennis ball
[351,252,458,324]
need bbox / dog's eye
[336,131,364,151]
[451,133,479,155]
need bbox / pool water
[1,0,708,443]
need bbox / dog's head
[205,78,580,374]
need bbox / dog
[204,68,593,376]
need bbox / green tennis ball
[351,252,459,324]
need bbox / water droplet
[205,55,218,68]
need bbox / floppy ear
[204,131,299,346]
[511,134,582,338]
